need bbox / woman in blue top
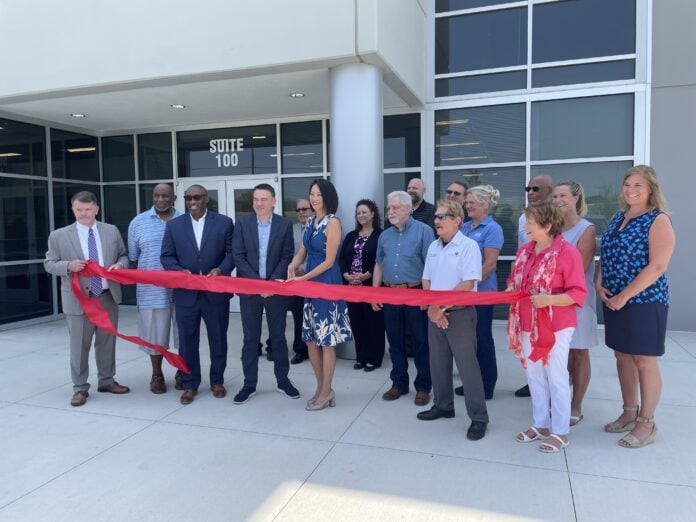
[288,179,353,411]
[597,166,675,448]
[458,185,504,400]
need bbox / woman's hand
[596,283,613,305]
[287,264,297,280]
[605,292,629,312]
[530,294,553,308]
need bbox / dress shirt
[422,231,482,291]
[460,216,504,291]
[257,214,273,279]
[75,221,107,289]
[292,222,307,272]
[376,218,434,284]
[128,206,182,309]
[191,210,207,249]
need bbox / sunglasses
[184,194,206,202]
[433,213,455,220]
[446,189,463,197]
[525,186,541,193]
[296,207,311,212]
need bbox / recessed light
[289,92,305,98]
[0,126,4,130]
[170,104,186,109]
[252,135,266,140]
[0,152,21,158]
[67,147,96,153]
[70,113,86,118]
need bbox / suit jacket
[339,228,382,287]
[160,211,235,306]
[292,222,308,272]
[44,222,129,315]
[232,213,294,281]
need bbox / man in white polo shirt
[418,199,489,441]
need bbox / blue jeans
[475,305,497,396]
[383,303,431,392]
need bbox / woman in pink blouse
[508,203,587,453]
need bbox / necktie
[88,228,102,297]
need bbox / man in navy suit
[161,184,235,405]
[231,183,299,404]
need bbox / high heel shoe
[306,390,335,411]
[618,416,657,448]
[604,404,639,433]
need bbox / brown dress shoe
[97,381,130,394]
[414,391,430,406]
[211,384,226,398]
[150,374,166,394]
[174,371,184,391]
[70,391,89,407]
[382,386,408,401]
[180,389,198,405]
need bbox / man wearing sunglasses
[161,184,235,405]
[514,173,553,398]
[444,180,469,223]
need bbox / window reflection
[138,133,173,180]
[51,129,99,181]
[0,263,52,325]
[0,118,46,176]
[281,121,323,174]
[102,135,135,182]
[0,178,49,262]
[384,114,420,169]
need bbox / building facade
[1,0,693,331]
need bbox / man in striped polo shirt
[128,183,182,393]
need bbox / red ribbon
[73,260,530,373]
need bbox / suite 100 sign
[210,138,244,168]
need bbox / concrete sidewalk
[0,309,694,521]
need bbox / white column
[329,63,383,360]
[329,63,383,231]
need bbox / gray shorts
[137,307,179,355]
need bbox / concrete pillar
[329,63,383,359]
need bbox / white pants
[522,327,574,436]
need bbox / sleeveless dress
[600,209,669,356]
[562,219,598,348]
[301,214,353,346]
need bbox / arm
[577,224,596,272]
[108,231,129,271]
[297,218,341,281]
[594,258,612,304]
[44,232,71,276]
[127,220,139,264]
[270,224,295,280]
[532,246,587,309]
[287,244,307,280]
[606,214,675,311]
[371,262,384,311]
[215,218,236,276]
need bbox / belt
[383,282,421,289]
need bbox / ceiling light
[0,152,21,158]
[289,92,305,98]
[67,147,96,153]
[170,104,186,109]
[283,152,315,157]
[435,119,469,126]
[70,113,86,118]
[252,136,267,139]
[0,126,4,130]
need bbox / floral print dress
[301,214,353,346]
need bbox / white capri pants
[522,327,574,436]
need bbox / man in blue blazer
[231,183,299,404]
[161,184,235,405]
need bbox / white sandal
[538,434,569,453]
[516,426,548,443]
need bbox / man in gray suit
[289,198,312,364]
[44,191,131,407]
[231,183,299,404]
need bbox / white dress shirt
[190,211,207,249]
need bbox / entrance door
[175,177,281,312]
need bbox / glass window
[533,0,636,64]
[436,71,526,97]
[436,166,525,255]
[138,133,173,181]
[384,114,421,169]
[435,104,526,166]
[0,263,52,325]
[435,8,527,74]
[436,0,518,12]
[281,121,323,174]
[0,178,49,262]
[0,118,46,176]
[177,125,276,177]
[282,177,317,222]
[532,60,635,88]
[138,182,175,214]
[531,94,634,161]
[102,135,135,182]
[104,185,137,305]
[52,182,100,230]
[51,129,99,181]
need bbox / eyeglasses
[525,186,541,193]
[433,213,455,220]
[296,207,311,212]
[183,194,205,202]
[446,189,463,197]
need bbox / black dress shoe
[364,363,380,372]
[455,386,464,396]
[417,406,455,421]
[353,362,365,370]
[467,421,487,441]
[515,384,531,397]
[290,353,307,365]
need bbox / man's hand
[371,303,383,312]
[427,306,449,329]
[68,259,88,273]
[207,267,222,277]
[107,263,122,271]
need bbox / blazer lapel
[199,212,213,252]
[183,214,200,252]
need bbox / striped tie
[88,228,102,297]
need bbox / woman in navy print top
[597,165,675,448]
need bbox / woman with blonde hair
[553,181,598,425]
[597,165,675,448]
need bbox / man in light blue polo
[128,183,182,394]
[372,191,435,406]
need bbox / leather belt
[383,282,421,289]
